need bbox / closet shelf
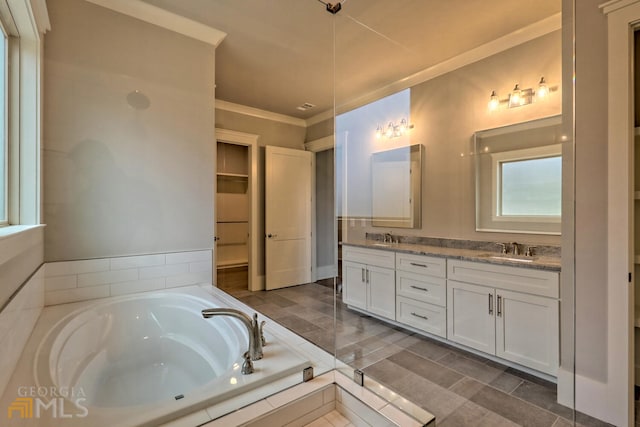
[217,172,248,179]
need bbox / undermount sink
[370,242,393,247]
[490,256,533,263]
[477,253,534,263]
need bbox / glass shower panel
[333,1,576,424]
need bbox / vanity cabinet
[342,246,396,320]
[395,253,447,337]
[447,260,559,375]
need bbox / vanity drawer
[395,253,446,278]
[342,245,395,269]
[447,259,559,298]
[396,296,446,338]
[396,270,446,306]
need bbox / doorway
[214,129,260,292]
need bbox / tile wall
[44,250,213,305]
[0,266,44,397]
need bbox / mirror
[371,144,422,228]
[475,115,563,234]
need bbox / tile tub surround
[350,236,561,271]
[44,250,213,305]
[0,266,44,398]
[198,371,433,427]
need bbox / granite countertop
[342,240,561,272]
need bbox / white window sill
[0,224,46,242]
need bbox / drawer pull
[410,312,429,320]
[497,295,502,317]
[409,262,428,268]
[410,285,429,292]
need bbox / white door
[495,289,559,375]
[447,280,496,355]
[367,265,396,320]
[265,146,313,290]
[342,261,367,310]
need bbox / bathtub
[2,286,315,427]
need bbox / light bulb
[537,77,549,99]
[385,123,394,138]
[488,91,500,111]
[399,118,408,134]
[510,84,522,106]
[375,124,383,139]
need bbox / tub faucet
[202,308,266,362]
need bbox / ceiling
[142,0,561,120]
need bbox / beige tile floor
[224,280,613,427]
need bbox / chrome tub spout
[201,308,265,362]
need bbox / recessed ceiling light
[296,102,316,111]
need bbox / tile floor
[224,281,613,427]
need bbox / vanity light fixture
[375,118,414,139]
[488,77,556,112]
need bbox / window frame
[490,144,563,225]
[0,19,7,226]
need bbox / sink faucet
[384,232,393,243]
[511,242,521,256]
[202,308,266,363]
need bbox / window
[499,155,562,217]
[0,0,49,228]
[491,144,562,223]
[475,116,563,235]
[0,25,6,226]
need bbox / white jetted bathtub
[2,286,313,427]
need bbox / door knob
[267,233,278,238]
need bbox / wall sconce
[375,118,414,139]
[488,77,555,112]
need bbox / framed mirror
[371,144,422,228]
[475,115,563,234]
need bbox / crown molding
[306,109,334,127]
[215,99,306,127]
[307,13,562,122]
[304,135,333,152]
[600,0,640,14]
[84,0,226,47]
[215,128,259,145]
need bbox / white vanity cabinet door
[496,289,559,375]
[447,280,496,355]
[366,264,396,320]
[342,261,367,311]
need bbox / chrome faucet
[511,242,521,256]
[384,232,394,243]
[202,308,266,363]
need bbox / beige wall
[215,109,306,276]
[43,0,216,262]
[342,31,563,247]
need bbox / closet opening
[216,141,250,291]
